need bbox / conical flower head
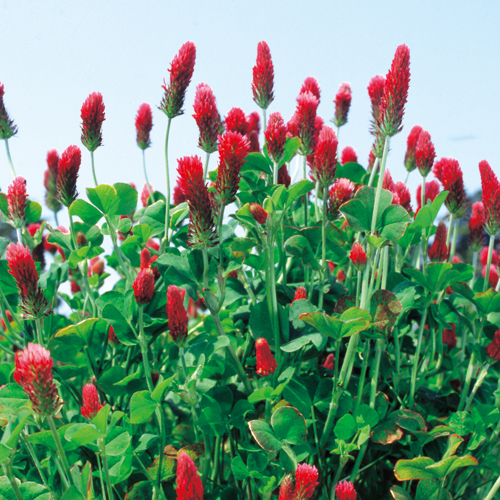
[469,201,485,251]
[133,268,155,304]
[293,463,319,500]
[81,92,105,152]
[247,112,261,134]
[341,146,357,165]
[56,145,81,207]
[193,83,221,154]
[294,91,319,156]
[141,183,154,207]
[264,111,287,164]
[176,451,204,500]
[394,181,412,213]
[80,383,104,420]
[278,164,291,187]
[160,41,196,119]
[428,222,449,262]
[7,176,28,227]
[0,82,18,139]
[415,130,436,177]
[335,481,357,500]
[278,474,295,500]
[177,155,217,248]
[486,330,500,361]
[404,125,422,173]
[442,324,457,349]
[135,103,153,150]
[300,77,321,101]
[416,180,440,213]
[441,158,467,217]
[255,338,277,376]
[313,126,338,188]
[252,41,274,110]
[350,243,367,271]
[367,75,385,133]
[214,131,250,206]
[249,203,268,224]
[479,160,500,236]
[44,150,61,213]
[328,178,355,219]
[333,82,352,128]
[293,286,307,302]
[322,353,335,370]
[378,44,411,137]
[167,285,188,344]
[225,107,249,135]
[14,343,60,416]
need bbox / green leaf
[390,485,413,500]
[248,420,282,452]
[24,200,42,224]
[231,456,250,480]
[248,387,274,404]
[65,423,103,446]
[151,376,174,403]
[354,404,380,429]
[280,333,325,353]
[87,184,120,215]
[130,391,157,424]
[334,414,357,441]
[241,152,272,175]
[394,457,438,481]
[271,406,307,445]
[138,200,166,238]
[105,427,131,456]
[287,180,315,205]
[0,384,28,418]
[280,137,301,166]
[114,182,138,215]
[379,204,412,240]
[426,455,478,480]
[285,234,320,270]
[371,290,402,336]
[69,200,103,225]
[335,162,367,184]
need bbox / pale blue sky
[1,0,499,225]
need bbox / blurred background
[1,0,498,229]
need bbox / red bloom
[428,222,449,262]
[160,41,196,119]
[442,324,457,350]
[367,75,385,133]
[368,150,376,172]
[479,160,500,236]
[294,91,319,156]
[255,338,277,376]
[349,243,367,271]
[439,158,467,216]
[341,146,357,165]
[394,182,412,213]
[486,330,500,361]
[247,112,260,134]
[0,81,18,139]
[481,246,499,267]
[249,203,268,224]
[80,383,103,420]
[377,44,411,137]
[278,164,291,188]
[247,130,260,153]
[140,247,152,270]
[173,183,188,205]
[80,92,105,152]
[415,130,436,177]
[322,353,335,370]
[7,176,28,226]
[433,157,446,182]
[108,326,119,347]
[89,257,105,277]
[294,286,307,302]
[329,178,355,219]
[483,264,499,288]
[133,268,155,304]
[312,126,338,188]
[214,131,250,205]
[135,103,153,150]
[167,285,188,343]
[225,107,248,135]
[469,202,485,252]
[56,145,81,207]
[71,281,81,294]
[141,183,154,207]
[6,243,50,320]
[293,463,319,500]
[265,112,287,164]
[382,169,395,192]
[14,343,60,416]
[193,83,221,154]
[416,180,441,213]
[335,481,357,500]
[146,238,160,252]
[278,474,295,500]
[176,451,204,500]
[404,125,422,173]
[300,77,321,101]
[333,83,352,128]
[44,149,61,213]
[252,41,274,110]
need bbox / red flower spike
[382,169,395,192]
[193,83,221,154]
[80,383,103,420]
[300,77,321,101]
[0,81,18,139]
[294,286,307,302]
[368,150,376,172]
[140,247,152,270]
[278,474,295,500]
[176,451,204,500]
[313,126,338,188]
[173,183,188,205]
[335,480,357,500]
[416,180,441,213]
[433,157,447,182]
[56,145,81,207]
[7,176,28,226]
[167,285,188,343]
[394,182,412,213]
[14,343,60,416]
[428,222,449,262]
[89,257,105,277]
[294,91,319,156]
[322,353,335,370]
[442,324,457,350]
[135,103,153,150]
[483,264,499,288]
[439,158,467,216]
[278,164,291,188]
[367,75,385,133]
[415,130,436,178]
[377,44,411,138]
[328,178,355,219]
[146,238,160,252]
[252,41,274,110]
[486,330,500,361]
[71,281,81,294]
[225,107,249,135]
[214,131,250,206]
[264,112,287,164]
[333,82,352,128]
[404,125,422,173]
[479,160,500,236]
[469,202,485,252]
[349,243,367,271]
[247,130,260,153]
[6,243,51,320]
[293,463,319,500]
[247,112,261,134]
[141,183,154,207]
[160,41,196,119]
[341,146,357,165]
[133,268,155,304]
[80,92,105,152]
[255,338,277,376]
[249,203,268,224]
[481,246,499,267]
[44,149,61,213]
[108,326,119,347]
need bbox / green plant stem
[355,270,361,307]
[5,139,16,178]
[47,416,73,487]
[53,210,59,226]
[0,296,24,345]
[80,261,97,318]
[161,117,173,252]
[105,215,133,284]
[96,449,107,500]
[98,438,114,500]
[16,227,22,244]
[370,136,390,234]
[218,204,225,265]
[203,151,211,181]
[367,157,380,188]
[90,150,98,186]
[35,318,44,346]
[330,458,348,500]
[420,175,429,263]
[445,213,454,255]
[138,307,153,392]
[484,234,496,292]
[237,269,257,305]
[465,363,490,411]
[143,149,155,205]
[471,250,478,287]
[2,461,23,500]
[319,187,328,309]
[264,234,281,367]
[484,474,500,500]
[262,108,267,133]
[302,155,308,227]
[354,342,371,413]
[370,339,385,408]
[133,453,167,500]
[409,303,429,408]
[381,246,389,290]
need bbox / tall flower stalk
[252,41,274,132]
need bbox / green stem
[203,151,211,181]
[370,136,390,234]
[404,170,410,184]
[16,228,22,244]
[302,155,308,228]
[381,246,389,290]
[47,416,73,487]
[138,307,153,392]
[445,213,455,255]
[142,149,154,205]
[449,221,459,263]
[262,108,267,133]
[218,205,225,265]
[238,268,257,305]
[465,363,490,411]
[5,139,16,178]
[367,157,380,188]
[98,438,114,500]
[319,187,328,309]
[409,304,429,408]
[161,118,173,252]
[484,474,500,500]
[105,215,133,284]
[483,235,496,292]
[421,175,428,263]
[90,150,98,187]
[355,270,361,307]
[354,342,371,413]
[96,447,107,500]
[264,236,280,366]
[370,339,385,408]
[471,250,478,287]
[2,461,23,500]
[53,210,59,226]
[35,318,43,346]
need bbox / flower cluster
[135,103,153,150]
[193,83,221,154]
[252,41,274,110]
[81,92,105,152]
[0,81,18,139]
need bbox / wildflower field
[1,40,500,500]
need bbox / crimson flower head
[0,81,18,139]
[440,158,467,217]
[300,77,321,101]
[479,160,500,236]
[394,181,412,213]
[469,201,485,251]
[382,169,395,192]
[367,75,385,132]
[176,451,204,500]
[44,150,61,213]
[247,112,260,134]
[80,92,105,152]
[167,285,188,344]
[247,130,260,153]
[483,264,499,288]
[140,247,152,270]
[7,176,28,227]
[255,338,277,376]
[133,268,155,305]
[56,145,81,207]
[416,180,441,213]
[193,83,221,154]
[486,330,500,362]
[335,480,357,500]
[14,343,60,416]
[160,41,196,119]
[173,183,187,206]
[481,246,499,267]
[108,326,119,347]
[294,91,319,156]
[135,103,153,150]
[141,183,154,207]
[341,146,357,165]
[433,156,447,182]
[329,178,355,219]
[442,324,457,350]
[278,474,295,500]
[264,112,287,164]
[415,130,436,177]
[322,353,335,370]
[214,131,250,206]
[6,243,50,319]
[333,83,352,128]
[312,126,338,188]
[177,155,217,248]
[404,125,423,173]
[293,463,319,500]
[252,41,274,110]
[428,222,449,262]
[350,243,367,271]
[377,44,411,137]
[278,164,291,188]
[80,383,104,420]
[225,107,249,135]
[294,286,307,302]
[249,203,268,224]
